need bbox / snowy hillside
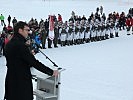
[0,0,133,100]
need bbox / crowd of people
[0,7,133,56]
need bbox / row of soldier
[53,18,119,47]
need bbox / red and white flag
[48,15,55,40]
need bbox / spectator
[7,15,11,26]
[58,14,62,22]
[0,14,5,26]
[44,19,49,35]
[125,16,132,35]
[7,25,13,34]
[40,27,47,49]
[12,17,17,27]
[0,33,3,56]
[100,6,103,15]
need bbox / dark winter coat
[7,16,11,23]
[4,33,53,100]
[41,28,47,48]
[80,26,85,33]
[68,27,73,34]
[75,26,79,34]
[0,37,3,46]
[12,18,17,26]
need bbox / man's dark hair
[14,21,28,34]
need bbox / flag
[48,15,54,40]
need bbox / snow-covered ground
[0,0,133,100]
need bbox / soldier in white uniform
[73,22,80,44]
[67,21,74,45]
[114,20,119,37]
[90,18,96,42]
[79,22,85,44]
[101,23,106,40]
[105,24,110,39]
[100,17,106,40]
[84,22,91,43]
[59,24,67,46]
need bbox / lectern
[31,67,65,100]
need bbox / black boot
[115,32,119,37]
[105,34,109,39]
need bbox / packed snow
[0,0,133,100]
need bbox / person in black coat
[4,21,58,100]
[7,15,11,26]
[12,17,17,27]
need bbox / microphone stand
[38,48,62,70]
[34,42,61,69]
[40,49,57,66]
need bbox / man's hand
[53,70,59,77]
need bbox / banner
[48,15,55,40]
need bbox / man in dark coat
[7,15,11,26]
[53,25,59,48]
[4,21,58,100]
[12,17,17,27]
[40,27,47,49]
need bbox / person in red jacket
[4,34,13,45]
[126,16,132,35]
[58,14,62,22]
[131,17,133,34]
[7,25,13,34]
[2,33,13,56]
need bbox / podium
[31,67,65,100]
